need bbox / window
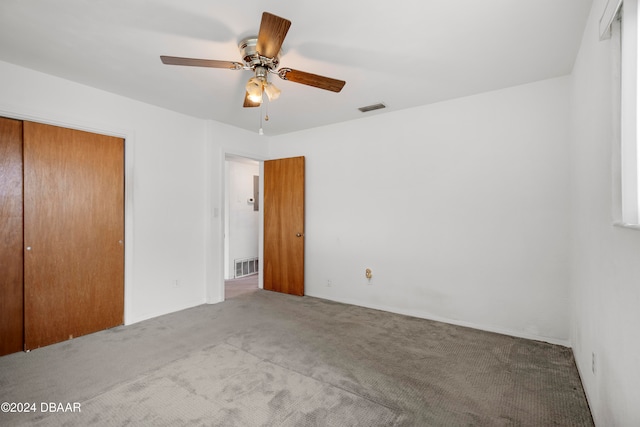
[602,0,640,227]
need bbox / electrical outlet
[327,279,332,287]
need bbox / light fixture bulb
[248,93,262,103]
[246,77,263,103]
[263,82,281,101]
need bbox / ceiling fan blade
[243,92,261,108]
[256,12,291,59]
[160,56,243,69]
[278,69,346,93]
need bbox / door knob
[26,246,32,251]
[296,233,303,237]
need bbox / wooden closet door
[0,117,24,356]
[23,122,124,350]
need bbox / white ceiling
[0,0,592,136]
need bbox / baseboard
[305,292,571,347]
[125,298,207,326]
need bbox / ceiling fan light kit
[245,65,281,104]
[160,11,346,131]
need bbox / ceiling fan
[160,12,346,108]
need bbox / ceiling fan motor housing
[239,37,280,70]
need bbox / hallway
[225,274,259,299]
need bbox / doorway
[224,155,260,299]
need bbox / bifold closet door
[23,121,125,350]
[0,117,24,356]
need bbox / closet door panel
[0,117,24,356]
[23,122,124,350]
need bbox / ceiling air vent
[358,103,386,113]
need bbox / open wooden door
[23,122,124,350]
[263,156,305,296]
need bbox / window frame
[603,0,640,228]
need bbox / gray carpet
[225,275,259,299]
[0,290,593,426]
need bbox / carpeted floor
[225,275,259,299]
[0,290,593,426]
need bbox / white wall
[570,1,640,424]
[0,60,266,325]
[224,159,260,279]
[269,77,572,344]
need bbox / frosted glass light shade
[246,77,263,103]
[264,82,281,101]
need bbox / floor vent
[235,257,259,278]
